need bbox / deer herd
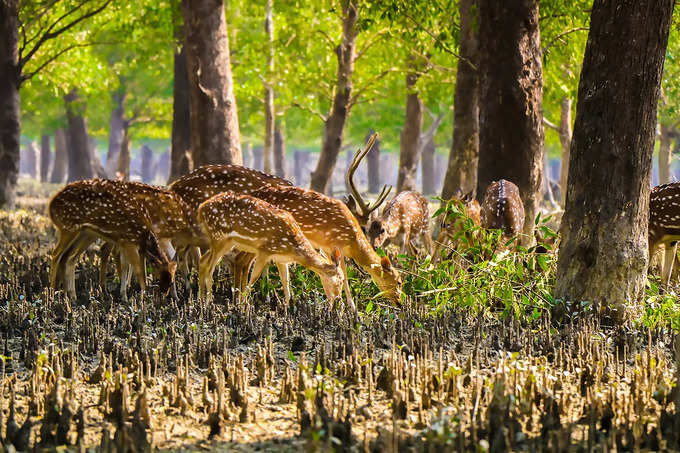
[46,133,680,308]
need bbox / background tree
[182,0,242,166]
[555,0,674,321]
[476,0,544,243]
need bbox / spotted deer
[48,179,177,301]
[235,185,402,308]
[366,191,434,256]
[648,182,680,285]
[197,192,344,304]
[432,190,481,262]
[344,133,393,229]
[96,181,206,294]
[480,180,525,243]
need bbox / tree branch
[291,102,328,123]
[354,28,389,62]
[19,0,112,70]
[543,27,588,55]
[348,69,392,109]
[543,117,560,131]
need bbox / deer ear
[381,256,392,272]
[331,248,342,267]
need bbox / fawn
[48,179,177,301]
[480,180,525,244]
[196,192,344,304]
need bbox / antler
[345,133,392,220]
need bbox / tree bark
[558,96,572,205]
[365,130,381,193]
[141,145,155,183]
[421,137,436,195]
[40,134,51,182]
[555,0,673,320]
[64,88,94,182]
[181,0,242,167]
[169,47,192,183]
[0,0,20,208]
[396,64,423,192]
[476,0,544,243]
[50,128,68,183]
[659,124,672,185]
[263,0,274,174]
[310,0,358,194]
[273,122,286,177]
[117,125,131,180]
[105,90,125,178]
[441,0,479,200]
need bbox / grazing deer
[96,181,205,294]
[648,182,680,285]
[239,185,402,308]
[48,179,177,301]
[432,190,481,262]
[196,192,344,304]
[366,191,434,255]
[480,180,525,243]
[344,133,393,229]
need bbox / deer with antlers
[197,192,344,304]
[232,185,402,309]
[48,179,177,301]
[344,133,393,229]
[432,190,481,262]
[648,182,680,285]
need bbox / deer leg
[275,262,291,304]
[118,251,132,303]
[50,229,78,290]
[199,240,232,302]
[158,238,178,299]
[64,233,98,299]
[663,242,678,286]
[121,243,146,301]
[234,251,255,302]
[99,241,115,289]
[247,254,270,293]
[339,257,356,312]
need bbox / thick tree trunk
[169,47,192,183]
[24,141,38,179]
[365,130,381,193]
[117,126,131,180]
[50,128,68,183]
[273,123,286,177]
[40,134,51,182]
[397,65,423,192]
[64,89,94,182]
[141,145,155,183]
[477,0,544,243]
[555,0,673,321]
[262,0,274,174]
[558,96,572,205]
[310,0,358,194]
[105,90,125,178]
[441,0,479,200]
[181,0,242,167]
[659,124,672,185]
[421,137,436,195]
[0,0,20,208]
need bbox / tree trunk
[262,0,274,174]
[558,96,572,205]
[441,0,479,200]
[89,135,106,178]
[659,124,672,185]
[181,0,242,167]
[273,122,286,177]
[64,88,94,182]
[242,142,253,168]
[157,148,171,182]
[252,146,263,171]
[105,90,126,178]
[40,134,51,182]
[0,0,20,208]
[421,137,436,195]
[141,145,155,183]
[397,64,423,192]
[24,141,38,179]
[555,0,673,321]
[117,126,131,180]
[294,150,308,186]
[169,47,192,183]
[309,0,358,194]
[476,0,544,243]
[365,130,381,193]
[50,128,68,183]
